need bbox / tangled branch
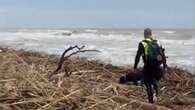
[48,45,100,80]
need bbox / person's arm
[161,48,167,69]
[134,42,144,69]
[157,41,167,69]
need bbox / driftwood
[0,47,194,110]
[133,100,172,110]
[48,45,100,80]
[171,95,195,105]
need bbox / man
[134,28,167,103]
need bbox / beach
[0,47,194,110]
[0,0,193,109]
[0,28,194,73]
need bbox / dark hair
[144,28,152,36]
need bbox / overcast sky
[0,0,194,28]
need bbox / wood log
[171,95,195,105]
[112,96,171,110]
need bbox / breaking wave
[162,30,176,34]
[0,29,194,72]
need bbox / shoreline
[0,47,194,110]
[1,45,193,74]
[0,28,194,73]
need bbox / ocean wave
[53,30,72,36]
[0,29,194,72]
[84,29,98,33]
[162,30,176,34]
[160,39,195,46]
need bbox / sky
[0,0,194,28]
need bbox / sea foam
[0,29,194,72]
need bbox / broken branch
[48,45,100,80]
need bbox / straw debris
[0,47,194,110]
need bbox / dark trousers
[144,78,159,103]
[143,66,162,103]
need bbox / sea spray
[0,28,194,72]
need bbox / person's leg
[144,80,154,103]
[152,79,159,97]
[153,67,162,96]
[143,66,155,103]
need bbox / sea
[0,28,194,73]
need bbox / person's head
[144,28,152,39]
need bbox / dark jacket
[134,39,167,70]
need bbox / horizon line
[0,27,194,30]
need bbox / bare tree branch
[48,45,100,80]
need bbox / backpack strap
[141,38,154,56]
[141,41,149,56]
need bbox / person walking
[134,28,167,103]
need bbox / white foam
[162,30,176,34]
[84,29,98,33]
[0,29,194,72]
[53,30,72,36]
